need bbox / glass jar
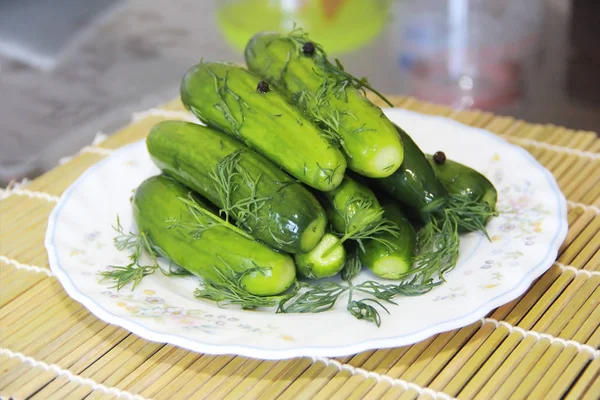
[216,0,391,55]
[391,0,544,110]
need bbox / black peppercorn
[433,151,446,165]
[302,42,315,55]
[257,81,269,93]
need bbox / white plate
[46,108,567,360]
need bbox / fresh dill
[278,278,439,320]
[354,277,442,300]
[194,258,296,309]
[208,150,272,232]
[104,211,436,325]
[324,194,401,257]
[316,162,342,185]
[234,166,271,230]
[208,69,239,131]
[204,65,254,138]
[347,299,387,326]
[346,277,438,328]
[278,247,438,326]
[286,25,393,107]
[271,25,393,162]
[163,263,193,276]
[111,215,144,255]
[266,226,295,248]
[208,150,241,222]
[403,193,496,284]
[446,195,498,239]
[341,210,400,252]
[277,281,346,314]
[352,123,376,135]
[286,24,326,56]
[99,216,163,290]
[294,82,350,152]
[102,187,271,291]
[341,244,362,281]
[169,194,255,241]
[410,214,461,283]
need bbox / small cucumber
[320,176,402,268]
[245,31,404,178]
[370,126,461,283]
[375,126,496,231]
[294,233,346,279]
[147,120,327,253]
[375,125,449,217]
[359,203,416,280]
[133,175,296,296]
[322,176,384,238]
[426,154,498,213]
[180,61,346,191]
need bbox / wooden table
[1,96,599,399]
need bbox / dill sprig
[167,194,255,241]
[294,85,351,151]
[285,25,393,107]
[278,247,437,326]
[446,195,498,239]
[410,214,461,283]
[203,64,254,137]
[230,164,272,231]
[208,149,272,235]
[266,229,295,248]
[316,162,342,186]
[99,262,158,291]
[208,150,270,223]
[406,192,497,284]
[293,72,375,157]
[347,299,387,326]
[354,277,441,300]
[341,244,362,281]
[208,150,241,223]
[207,68,240,132]
[388,193,497,284]
[194,258,297,309]
[99,216,163,290]
[277,281,346,314]
[101,214,199,290]
[325,194,401,257]
[278,278,438,327]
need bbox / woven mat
[1,96,599,400]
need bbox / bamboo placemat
[1,96,599,400]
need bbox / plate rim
[45,108,568,360]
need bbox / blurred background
[0,0,598,185]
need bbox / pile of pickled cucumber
[103,27,498,326]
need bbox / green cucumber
[180,61,346,191]
[375,125,448,217]
[319,176,401,265]
[426,154,498,216]
[359,203,416,280]
[322,176,384,237]
[370,125,460,283]
[370,126,496,282]
[147,120,327,253]
[374,125,496,231]
[132,175,296,296]
[294,233,346,279]
[245,30,404,178]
